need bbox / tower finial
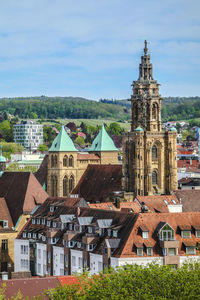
[144,40,148,55]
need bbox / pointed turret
[89,124,118,152]
[138,40,154,81]
[49,126,77,152]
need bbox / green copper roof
[170,127,177,132]
[135,126,144,132]
[0,155,6,163]
[89,124,118,152]
[49,126,77,152]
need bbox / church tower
[122,41,177,196]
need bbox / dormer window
[135,244,143,256]
[158,223,174,241]
[68,241,75,248]
[50,205,54,213]
[108,229,111,236]
[77,242,82,249]
[180,226,191,238]
[42,236,46,242]
[69,224,73,231]
[184,241,196,255]
[53,222,57,228]
[88,227,94,234]
[87,244,94,251]
[41,219,46,225]
[113,230,118,238]
[28,233,31,238]
[33,233,37,239]
[146,247,153,256]
[32,219,35,224]
[195,229,200,238]
[47,221,51,227]
[23,232,27,238]
[74,225,82,233]
[36,219,40,225]
[142,231,149,239]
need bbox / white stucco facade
[70,249,83,274]
[89,253,103,274]
[53,246,64,276]
[14,239,30,272]
[110,256,164,269]
[36,243,47,276]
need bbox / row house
[15,198,200,276]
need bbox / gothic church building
[122,41,177,196]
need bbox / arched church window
[152,103,157,120]
[63,155,68,167]
[69,175,75,193]
[63,175,68,196]
[54,155,58,167]
[51,175,57,197]
[152,145,157,160]
[152,171,157,185]
[51,155,54,168]
[69,155,74,167]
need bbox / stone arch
[152,102,158,120]
[69,175,75,193]
[152,170,158,185]
[69,155,74,167]
[51,174,57,197]
[63,175,68,196]
[152,145,157,160]
[63,155,68,167]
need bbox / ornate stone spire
[138,40,154,81]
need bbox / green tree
[74,136,85,147]
[0,120,13,142]
[38,143,48,152]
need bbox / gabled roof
[49,126,77,152]
[72,164,122,203]
[0,172,48,226]
[89,124,118,152]
[0,197,13,228]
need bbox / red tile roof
[77,153,100,160]
[135,195,179,213]
[119,212,200,258]
[72,164,122,203]
[177,160,199,168]
[1,276,79,299]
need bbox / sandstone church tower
[122,41,177,196]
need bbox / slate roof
[0,172,48,226]
[0,197,13,228]
[89,124,118,152]
[175,190,200,212]
[49,126,77,152]
[72,164,122,203]
[34,154,49,187]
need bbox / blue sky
[0,0,199,99]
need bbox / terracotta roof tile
[136,195,179,213]
[77,153,100,160]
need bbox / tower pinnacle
[144,40,148,55]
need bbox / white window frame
[142,231,149,239]
[168,248,176,256]
[186,246,196,255]
[53,222,57,228]
[113,230,118,237]
[195,230,200,238]
[41,219,46,225]
[32,219,35,224]
[146,247,153,256]
[23,232,27,238]
[137,248,143,256]
[47,221,51,227]
[181,230,191,239]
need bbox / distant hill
[0,96,200,122]
[0,96,130,121]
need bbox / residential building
[14,121,43,150]
[47,125,119,197]
[15,198,200,276]
[122,41,177,195]
[0,172,48,277]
